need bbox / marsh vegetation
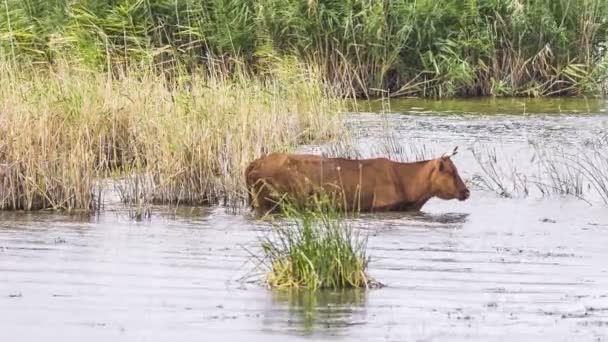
[471,137,608,203]
[257,201,371,290]
[1,0,607,97]
[1,0,607,212]
[0,60,345,211]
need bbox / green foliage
[1,0,607,97]
[260,200,370,290]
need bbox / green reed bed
[259,202,372,290]
[1,0,607,98]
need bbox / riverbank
[2,0,607,98]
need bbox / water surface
[2,98,608,341]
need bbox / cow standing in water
[245,147,470,214]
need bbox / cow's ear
[441,146,458,160]
[436,159,445,172]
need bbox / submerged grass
[471,138,608,204]
[564,137,608,204]
[0,59,345,211]
[259,201,371,290]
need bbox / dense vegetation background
[1,0,607,97]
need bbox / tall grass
[259,202,371,290]
[1,0,606,98]
[0,58,345,210]
[565,137,608,204]
[470,146,527,198]
[471,139,608,204]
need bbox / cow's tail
[244,147,268,208]
[244,163,257,208]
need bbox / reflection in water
[414,212,470,225]
[361,211,469,225]
[265,289,367,336]
[351,211,470,233]
[360,97,608,115]
[2,103,608,342]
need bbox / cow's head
[430,147,470,201]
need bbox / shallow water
[2,98,608,341]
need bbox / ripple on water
[2,104,608,341]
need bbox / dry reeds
[471,138,608,204]
[0,59,346,211]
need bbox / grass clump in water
[260,201,371,291]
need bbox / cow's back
[275,155,401,210]
[245,153,406,212]
[245,152,289,182]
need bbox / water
[2,98,608,341]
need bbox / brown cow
[245,147,470,214]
